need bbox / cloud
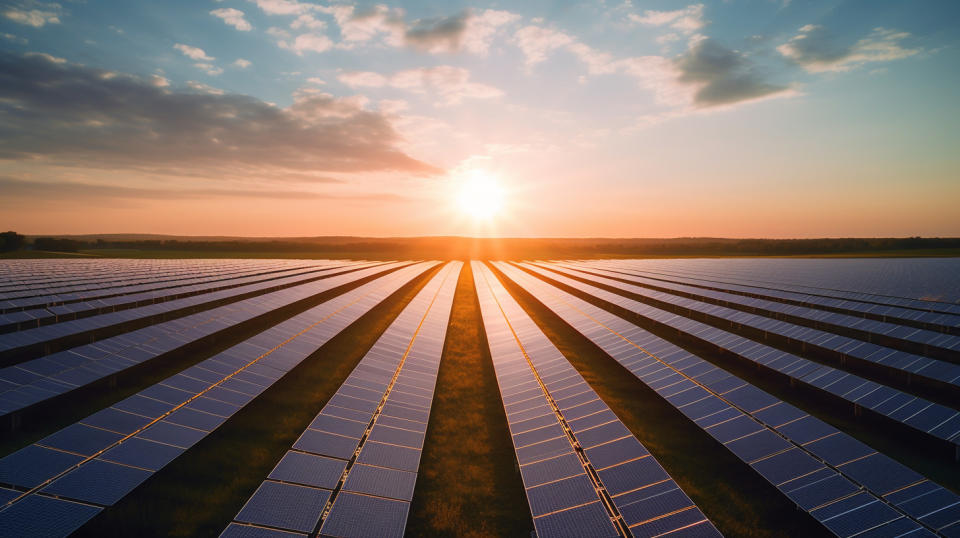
[673,39,792,106]
[174,43,214,61]
[404,12,467,53]
[291,14,325,30]
[211,8,252,31]
[233,58,251,68]
[307,77,326,85]
[4,1,61,27]
[247,0,315,16]
[0,177,384,203]
[513,22,792,110]
[150,74,170,87]
[338,66,502,106]
[404,9,519,55]
[0,52,439,178]
[514,26,575,67]
[186,80,224,95]
[629,4,706,34]
[194,63,224,76]
[778,25,920,73]
[327,4,405,46]
[278,33,333,54]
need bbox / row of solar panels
[563,263,960,357]
[0,259,259,290]
[0,262,391,361]
[529,263,960,452]
[224,261,460,538]
[0,260,328,318]
[473,262,719,538]
[581,261,960,334]
[0,262,437,536]
[0,259,296,298]
[588,260,960,317]
[551,262,960,404]
[497,262,959,536]
[0,262,397,418]
[0,263,345,332]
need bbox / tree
[0,231,25,251]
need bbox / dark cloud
[0,177,409,202]
[0,52,440,176]
[675,39,789,106]
[777,26,919,73]
[405,12,468,52]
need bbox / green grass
[407,263,532,537]
[74,263,442,537]
[488,262,828,538]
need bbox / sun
[455,171,505,221]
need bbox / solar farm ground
[0,258,958,537]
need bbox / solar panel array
[0,261,344,333]
[0,261,396,418]
[1,256,958,537]
[524,263,960,452]
[0,262,397,362]
[474,262,720,537]
[576,262,960,334]
[495,261,960,536]
[558,263,960,359]
[0,262,436,536]
[224,261,461,538]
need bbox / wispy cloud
[211,8,252,32]
[338,66,503,106]
[778,25,920,73]
[3,1,61,28]
[174,43,214,61]
[629,4,706,34]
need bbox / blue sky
[1,0,958,237]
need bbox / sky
[1,0,958,238]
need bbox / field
[0,257,958,537]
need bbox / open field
[0,257,958,537]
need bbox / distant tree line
[3,232,959,258]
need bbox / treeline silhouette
[13,234,960,259]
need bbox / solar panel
[0,494,101,537]
[235,481,330,533]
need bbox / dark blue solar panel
[268,452,346,490]
[532,501,619,538]
[235,481,330,533]
[41,459,151,506]
[308,414,368,438]
[98,437,184,471]
[0,445,84,488]
[342,464,416,502]
[355,441,421,472]
[596,457,670,496]
[526,474,599,517]
[220,523,306,537]
[0,495,101,537]
[319,492,409,538]
[292,430,359,460]
[520,453,585,487]
[135,420,207,449]
[38,423,123,456]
